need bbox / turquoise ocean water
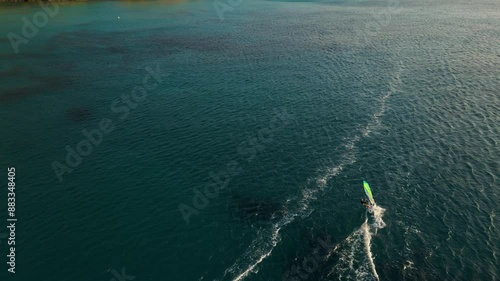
[0,0,499,280]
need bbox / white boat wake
[328,204,386,281]
[218,64,401,281]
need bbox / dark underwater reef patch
[66,107,92,122]
[0,86,40,103]
[229,193,285,222]
[46,27,234,58]
[0,66,23,77]
[282,228,339,281]
[2,27,236,104]
[45,29,130,55]
[0,74,75,104]
[148,34,231,52]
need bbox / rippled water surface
[0,0,499,280]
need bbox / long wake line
[326,205,386,281]
[365,205,387,281]
[230,215,295,281]
[222,64,403,281]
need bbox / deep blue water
[0,0,499,280]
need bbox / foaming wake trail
[320,64,403,186]
[362,219,379,281]
[363,64,403,137]
[221,64,401,281]
[223,161,350,281]
[328,222,371,280]
[317,138,358,188]
[328,207,386,281]
[223,180,326,281]
[225,215,296,281]
[365,205,386,280]
[371,204,387,230]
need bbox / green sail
[363,180,375,205]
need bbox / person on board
[360,198,371,208]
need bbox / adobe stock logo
[7,2,59,54]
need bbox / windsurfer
[360,198,371,208]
